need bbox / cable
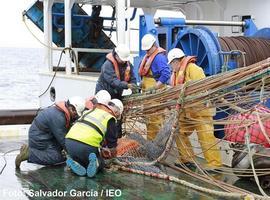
[22,12,56,49]
[38,47,78,98]
[23,14,80,97]
[38,49,64,97]
[0,149,20,175]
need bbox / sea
[0,47,60,110]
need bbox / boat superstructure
[23,0,270,107]
[17,0,270,197]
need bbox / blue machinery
[135,15,270,138]
[25,1,116,70]
[25,1,137,70]
[25,2,270,137]
[25,1,270,75]
[136,16,270,77]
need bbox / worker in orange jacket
[167,48,222,169]
[139,34,171,140]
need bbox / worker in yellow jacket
[65,99,124,177]
[167,48,222,169]
[139,34,171,140]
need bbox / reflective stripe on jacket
[139,47,166,77]
[55,101,71,129]
[106,53,131,82]
[65,108,115,147]
[170,56,197,86]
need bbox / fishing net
[110,58,270,198]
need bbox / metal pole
[186,19,245,26]
[155,18,246,27]
[126,0,130,49]
[116,0,126,45]
[43,0,54,72]
[64,0,74,75]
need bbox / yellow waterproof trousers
[141,76,163,140]
[176,109,222,167]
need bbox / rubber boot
[87,153,99,178]
[15,144,29,169]
[66,155,86,176]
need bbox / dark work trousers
[28,144,65,165]
[65,138,104,171]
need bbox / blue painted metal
[133,57,142,83]
[251,28,270,39]
[159,17,186,26]
[219,51,243,72]
[134,14,158,82]
[244,19,258,36]
[156,26,173,52]
[172,26,223,76]
[139,15,158,57]
[25,1,115,70]
[52,13,116,29]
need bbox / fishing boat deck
[0,136,267,199]
[0,137,215,199]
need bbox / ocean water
[0,47,43,109]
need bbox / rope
[113,84,188,167]
[255,111,270,145]
[260,77,266,103]
[245,129,269,197]
[116,165,254,199]
[120,59,270,197]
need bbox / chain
[109,20,115,38]
[109,6,116,38]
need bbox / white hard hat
[68,96,85,116]
[167,48,185,64]
[115,44,130,62]
[141,34,156,50]
[95,90,111,104]
[109,99,124,115]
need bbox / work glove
[101,147,117,159]
[144,86,156,94]
[128,83,141,94]
[61,149,67,159]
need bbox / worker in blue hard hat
[65,99,124,178]
[139,33,171,140]
[167,48,222,169]
[15,96,85,168]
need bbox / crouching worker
[15,96,85,168]
[65,99,124,177]
[85,90,111,110]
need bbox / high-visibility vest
[139,47,166,76]
[106,53,131,82]
[55,101,71,129]
[170,56,196,86]
[66,108,115,147]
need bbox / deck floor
[0,137,266,199]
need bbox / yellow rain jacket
[139,48,168,140]
[66,108,115,147]
[173,58,222,167]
